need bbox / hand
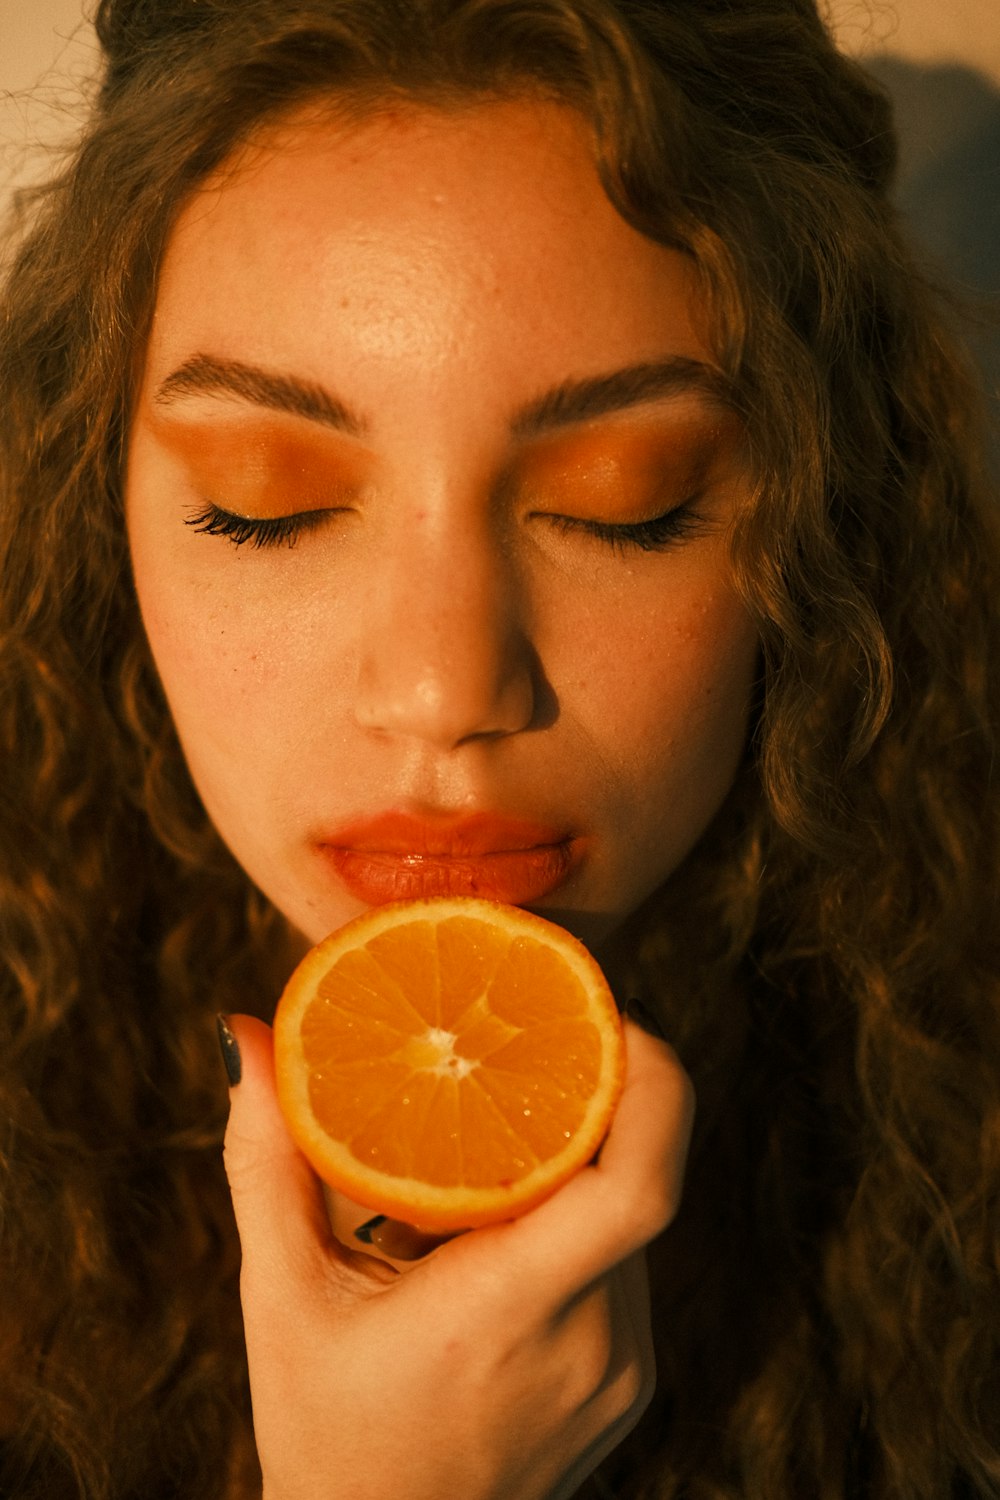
[222,1015,694,1500]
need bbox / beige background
[1,0,998,437]
[828,0,1000,79]
[2,1,999,195]
[2,0,1000,87]
[1,1,999,190]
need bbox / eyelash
[184,498,706,553]
[546,500,706,554]
[184,504,330,548]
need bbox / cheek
[573,583,759,876]
[579,586,757,762]
[130,541,340,777]
[137,579,248,727]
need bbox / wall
[3,2,999,183]
[1,2,998,426]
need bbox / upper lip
[317,810,572,856]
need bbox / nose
[353,514,538,749]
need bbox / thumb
[218,1013,336,1307]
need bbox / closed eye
[186,497,711,553]
[543,500,709,554]
[184,503,336,548]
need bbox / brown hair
[1,2,998,1495]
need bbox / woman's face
[126,98,758,957]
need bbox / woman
[1,1,998,1496]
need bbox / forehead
[142,98,714,434]
[154,100,704,343]
[168,96,619,265]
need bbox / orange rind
[273,897,625,1231]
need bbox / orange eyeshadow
[515,410,746,518]
[143,410,371,514]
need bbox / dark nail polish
[216,1014,242,1085]
[354,1215,388,1244]
[624,995,668,1041]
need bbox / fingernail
[216,1014,242,1085]
[355,1215,452,1260]
[354,1215,388,1245]
[624,995,668,1041]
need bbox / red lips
[316,810,579,906]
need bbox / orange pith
[273,897,625,1231]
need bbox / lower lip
[319,842,577,906]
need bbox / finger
[221,1015,378,1314]
[556,1253,657,1499]
[614,1246,655,1398]
[354,1214,458,1261]
[592,1020,695,1221]
[496,1021,695,1295]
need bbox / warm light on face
[125,99,759,958]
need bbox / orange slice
[273,897,625,1231]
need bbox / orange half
[273,897,625,1231]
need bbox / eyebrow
[151,351,731,439]
[510,357,732,437]
[152,353,369,436]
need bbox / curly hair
[1,1,998,1496]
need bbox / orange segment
[273,897,625,1230]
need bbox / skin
[224,1014,692,1500]
[126,98,759,962]
[125,98,753,1495]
